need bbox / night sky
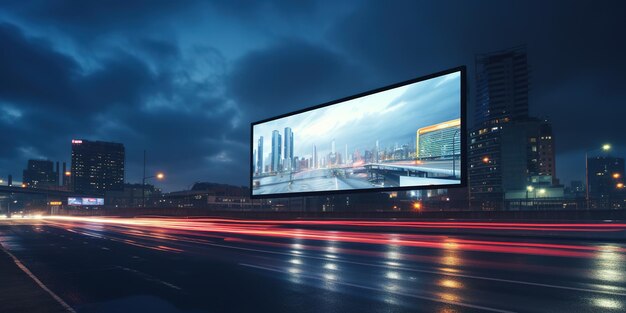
[1,1,625,192]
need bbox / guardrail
[54,207,626,221]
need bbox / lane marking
[117,266,182,291]
[240,263,516,313]
[0,244,76,313]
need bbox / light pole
[142,150,164,208]
[526,185,534,209]
[585,144,611,209]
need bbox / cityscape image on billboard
[68,197,105,206]
[251,68,464,197]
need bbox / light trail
[40,216,626,258]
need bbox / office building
[587,156,625,208]
[271,130,281,172]
[469,47,561,209]
[71,139,125,194]
[257,136,264,174]
[284,127,294,171]
[22,159,58,188]
[474,46,529,126]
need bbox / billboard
[251,66,466,198]
[68,197,104,206]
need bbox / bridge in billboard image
[251,67,465,197]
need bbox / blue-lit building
[271,130,282,172]
[284,127,294,171]
[257,136,263,174]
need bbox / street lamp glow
[539,189,546,194]
[602,144,611,151]
[413,202,422,211]
[617,183,625,189]
[613,173,621,179]
[156,173,165,180]
[526,186,534,192]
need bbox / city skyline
[1,2,625,191]
[253,71,460,166]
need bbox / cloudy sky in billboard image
[253,71,460,160]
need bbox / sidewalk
[0,246,72,313]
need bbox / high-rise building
[71,139,125,195]
[474,46,529,126]
[257,136,264,174]
[587,156,625,208]
[271,130,281,172]
[313,145,318,169]
[468,47,561,210]
[284,127,294,171]
[537,123,556,183]
[22,159,58,188]
[330,139,337,165]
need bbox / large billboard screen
[251,67,466,198]
[68,197,104,206]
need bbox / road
[0,217,625,312]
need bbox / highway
[1,216,625,312]
[253,159,460,195]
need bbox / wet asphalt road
[0,217,625,313]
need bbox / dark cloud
[228,38,369,122]
[1,1,202,40]
[0,20,241,190]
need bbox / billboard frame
[250,66,467,199]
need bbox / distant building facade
[162,182,264,210]
[22,159,58,188]
[71,139,125,195]
[587,156,625,208]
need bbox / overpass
[0,185,85,197]
[364,162,457,177]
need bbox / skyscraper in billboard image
[251,67,466,198]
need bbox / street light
[413,202,422,211]
[142,149,165,208]
[586,143,611,209]
[618,183,624,189]
[526,185,534,207]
